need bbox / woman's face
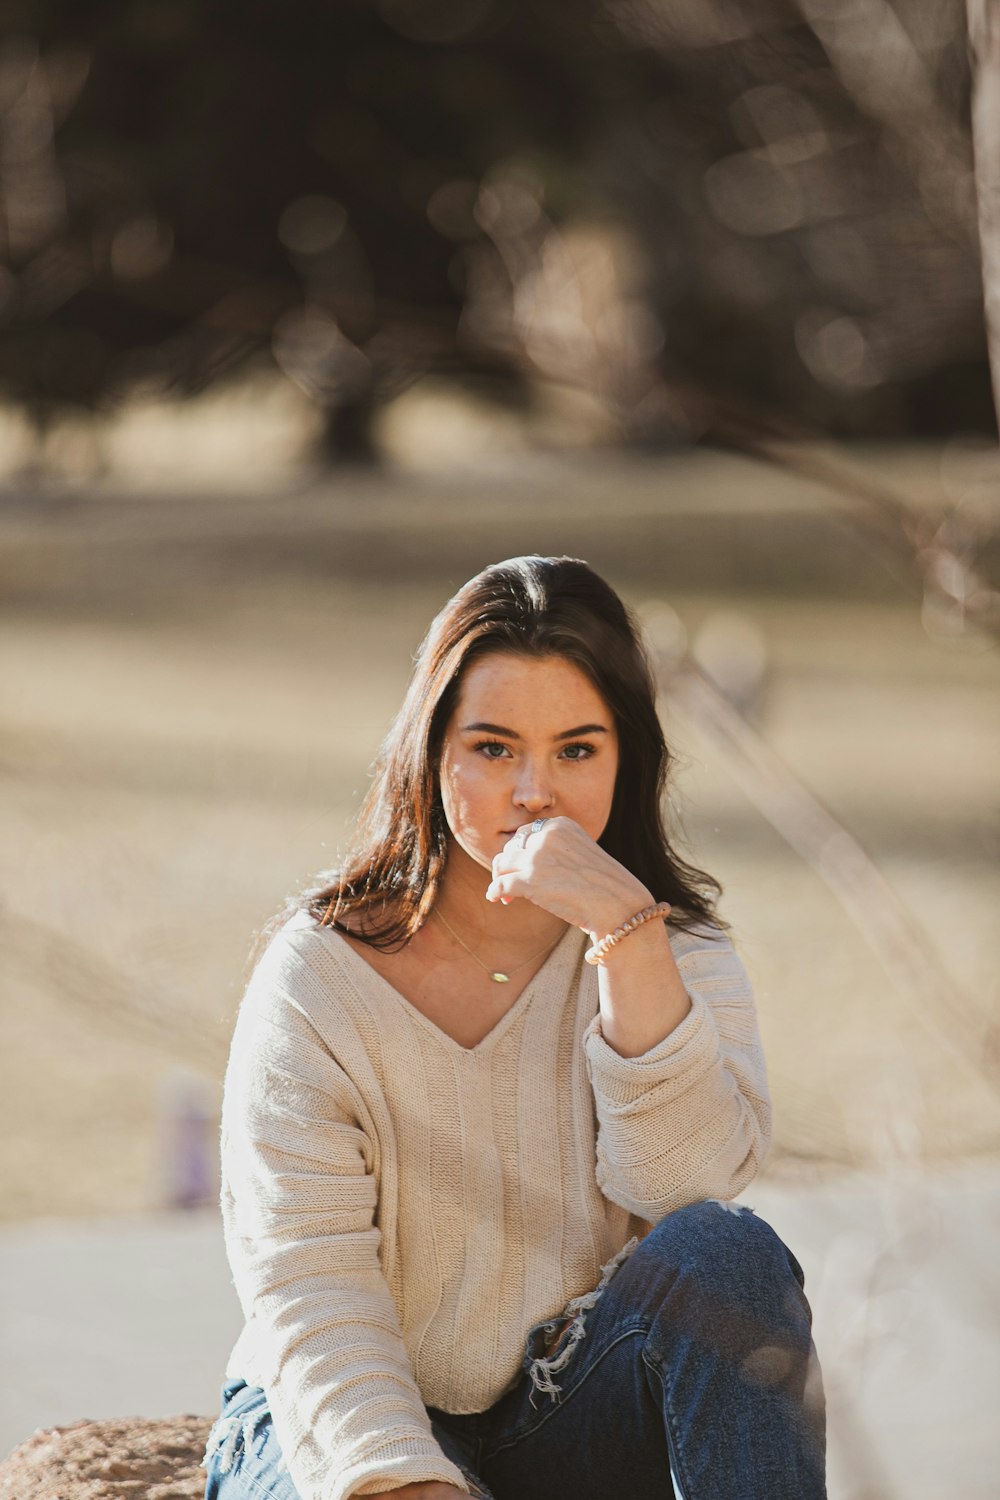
[438,651,620,872]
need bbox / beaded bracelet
[584,901,673,966]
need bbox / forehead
[452,652,612,720]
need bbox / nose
[512,758,555,815]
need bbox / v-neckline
[323,919,584,1057]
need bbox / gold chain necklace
[433,907,564,984]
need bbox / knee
[647,1198,800,1276]
[637,1202,817,1394]
[641,1199,811,1337]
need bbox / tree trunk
[319,391,380,466]
[969,0,1000,435]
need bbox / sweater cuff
[340,1445,471,1498]
[582,992,721,1107]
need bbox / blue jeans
[204,1200,826,1500]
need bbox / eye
[559,741,596,761]
[474,739,511,760]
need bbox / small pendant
[491,971,510,983]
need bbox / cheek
[586,755,619,825]
[439,754,491,826]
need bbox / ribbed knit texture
[220,909,771,1500]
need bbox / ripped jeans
[203,1200,827,1500]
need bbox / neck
[435,839,567,951]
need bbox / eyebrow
[460,721,610,741]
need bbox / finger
[486,872,531,904]
[493,837,530,879]
[492,849,518,881]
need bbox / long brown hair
[300,556,726,947]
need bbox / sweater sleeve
[581,925,771,1220]
[220,929,470,1500]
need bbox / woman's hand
[486,815,652,937]
[488,815,691,1057]
[359,1486,468,1499]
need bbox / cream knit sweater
[220,909,770,1500]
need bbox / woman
[204,555,826,1500]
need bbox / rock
[0,1414,211,1499]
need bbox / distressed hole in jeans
[201,1407,268,1475]
[527,1236,639,1404]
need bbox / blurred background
[1,1,999,1497]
